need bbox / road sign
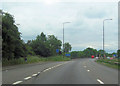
[65,54,71,57]
[56,49,59,53]
[113,54,116,57]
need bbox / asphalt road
[2,58,118,84]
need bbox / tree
[98,49,106,57]
[77,51,85,58]
[30,32,51,57]
[2,12,26,60]
[64,42,72,53]
[30,33,62,57]
[47,35,62,55]
[83,47,97,57]
[117,49,120,58]
[70,51,85,58]
[71,51,79,59]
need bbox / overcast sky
[2,0,118,53]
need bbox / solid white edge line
[13,81,23,85]
[97,79,104,84]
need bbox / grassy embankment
[96,58,120,69]
[2,55,71,67]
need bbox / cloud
[1,0,119,2]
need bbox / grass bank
[2,55,71,67]
[96,59,120,69]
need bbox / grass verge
[2,55,71,67]
[96,59,120,69]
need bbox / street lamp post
[103,19,112,58]
[63,22,70,58]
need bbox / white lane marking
[43,62,68,72]
[32,74,38,77]
[84,66,87,68]
[48,68,51,70]
[51,67,54,69]
[43,68,49,72]
[43,70,46,72]
[53,66,56,68]
[12,62,69,85]
[24,76,31,80]
[56,64,60,67]
[97,79,104,84]
[87,70,90,72]
[13,81,23,85]
[38,72,40,74]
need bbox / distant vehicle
[107,57,110,59]
[91,55,94,58]
[110,57,113,60]
[95,57,98,59]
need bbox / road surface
[2,58,118,84]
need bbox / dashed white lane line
[51,66,54,69]
[38,72,41,74]
[97,79,104,84]
[48,68,51,70]
[56,64,61,67]
[24,76,32,80]
[13,81,23,85]
[32,74,38,77]
[42,63,67,72]
[43,68,50,72]
[53,66,56,68]
[12,62,69,85]
[87,70,90,72]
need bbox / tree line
[2,11,72,60]
[70,47,119,59]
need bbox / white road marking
[13,81,23,85]
[48,68,52,70]
[56,64,60,67]
[51,67,54,69]
[43,69,49,72]
[87,70,90,72]
[53,66,56,68]
[84,66,87,68]
[12,62,69,85]
[32,74,38,76]
[38,72,40,74]
[43,62,68,72]
[24,76,31,80]
[97,79,104,84]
